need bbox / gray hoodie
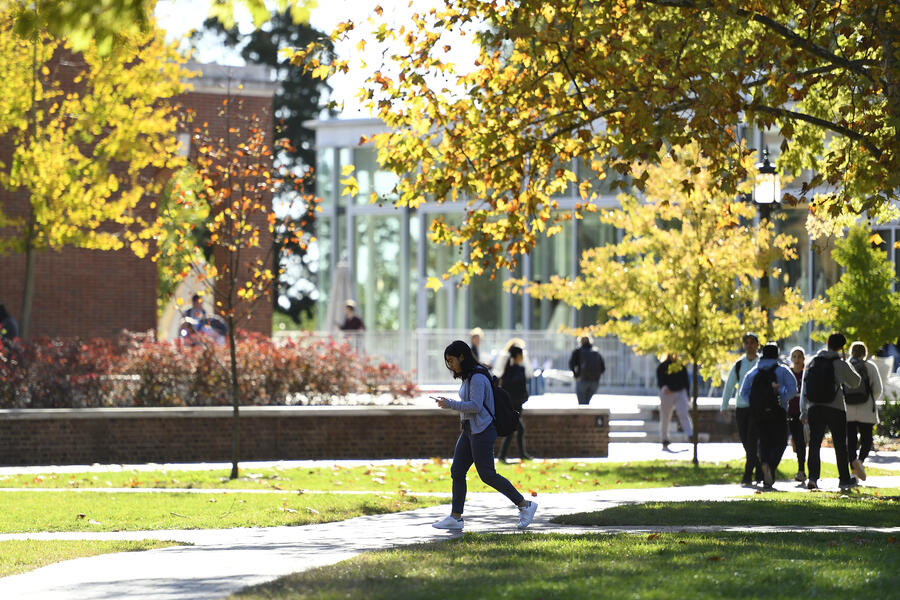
[799,349,861,420]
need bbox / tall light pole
[753,148,781,336]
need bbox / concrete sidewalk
[1,473,899,599]
[1,443,898,599]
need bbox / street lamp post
[753,148,781,336]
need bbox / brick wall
[0,59,275,339]
[0,407,610,465]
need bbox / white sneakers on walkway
[432,515,464,530]
[432,501,538,532]
[517,501,538,530]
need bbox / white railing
[275,329,659,391]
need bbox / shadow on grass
[232,532,900,600]
[551,491,900,527]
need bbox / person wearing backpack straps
[738,342,798,489]
[799,332,861,491]
[843,342,884,483]
[498,345,532,463]
[569,336,606,405]
[720,332,762,486]
[431,340,538,531]
[656,353,694,450]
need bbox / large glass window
[467,271,504,330]
[353,148,398,206]
[811,238,840,299]
[424,213,463,329]
[531,217,574,330]
[356,214,402,330]
[315,148,334,206]
[575,211,618,328]
[774,207,810,296]
[314,216,332,329]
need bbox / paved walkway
[1,444,898,600]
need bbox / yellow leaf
[869,233,884,245]
[425,277,444,291]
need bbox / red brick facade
[0,407,610,465]
[0,62,276,339]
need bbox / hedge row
[0,332,418,408]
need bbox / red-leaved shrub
[0,332,418,408]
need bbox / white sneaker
[517,501,538,529]
[432,515,463,530]
[851,459,866,481]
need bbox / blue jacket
[738,358,798,411]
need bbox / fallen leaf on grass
[280,507,298,513]
[305,507,320,515]
[170,512,187,518]
[647,533,661,540]
[208,498,217,503]
[88,520,101,525]
[707,556,723,562]
[76,513,86,519]
[530,490,538,497]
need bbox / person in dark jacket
[498,345,531,462]
[656,353,693,450]
[569,336,605,405]
[0,304,19,342]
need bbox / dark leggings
[788,414,806,472]
[807,405,851,484]
[499,418,526,459]
[847,421,874,463]
[736,407,760,481]
[451,422,524,515]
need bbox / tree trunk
[691,362,700,467]
[20,242,36,339]
[228,319,240,480]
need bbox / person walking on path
[800,332,861,491]
[569,336,605,405]
[787,346,809,483]
[498,345,532,462]
[844,341,883,483]
[721,332,762,486]
[430,340,538,531]
[656,354,694,450]
[739,342,798,489]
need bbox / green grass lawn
[0,459,882,494]
[231,532,900,600]
[0,539,181,577]
[551,488,900,527]
[0,491,442,533]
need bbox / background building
[0,62,278,339]
[306,118,900,386]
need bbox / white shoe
[432,515,463,530]
[851,459,866,481]
[517,501,538,530]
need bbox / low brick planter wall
[0,406,609,466]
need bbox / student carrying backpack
[739,342,797,489]
[569,336,605,405]
[799,333,862,491]
[844,343,885,484]
[431,340,537,532]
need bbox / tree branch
[749,104,882,158]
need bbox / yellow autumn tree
[163,107,318,479]
[295,0,898,283]
[0,6,189,337]
[514,145,820,465]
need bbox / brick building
[0,61,278,339]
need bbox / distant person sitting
[0,304,19,342]
[183,294,207,321]
[339,300,365,331]
[569,336,606,405]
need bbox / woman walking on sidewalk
[787,347,808,483]
[430,340,538,531]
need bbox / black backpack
[843,359,872,406]
[749,365,781,418]
[580,347,606,381]
[470,366,520,436]
[804,356,837,403]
